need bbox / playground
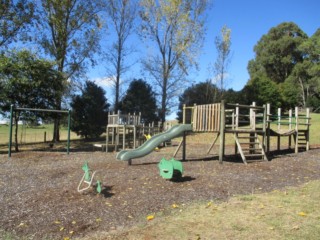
[0,102,319,239]
[1,139,320,239]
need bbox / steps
[296,130,309,151]
[233,132,268,164]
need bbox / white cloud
[92,76,115,88]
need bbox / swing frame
[8,105,71,157]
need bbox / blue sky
[198,0,320,91]
[90,0,319,116]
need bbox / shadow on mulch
[83,185,114,198]
[171,176,196,183]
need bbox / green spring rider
[158,158,183,180]
[77,162,102,193]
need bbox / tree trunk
[298,77,306,107]
[52,98,61,142]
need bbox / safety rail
[108,111,142,126]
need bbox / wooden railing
[108,111,141,126]
[183,103,221,132]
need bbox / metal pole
[67,109,71,154]
[8,105,14,158]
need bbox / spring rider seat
[158,158,183,180]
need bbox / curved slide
[116,124,192,161]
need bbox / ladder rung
[239,142,259,145]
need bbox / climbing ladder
[224,102,268,164]
[234,132,268,164]
[296,129,309,151]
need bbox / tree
[248,22,308,84]
[176,82,219,122]
[119,79,158,124]
[242,76,282,110]
[104,0,137,112]
[38,0,104,141]
[213,25,232,95]
[0,0,35,49]
[71,81,109,139]
[297,28,320,108]
[139,0,209,124]
[0,50,65,151]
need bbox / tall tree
[119,79,158,124]
[38,0,103,141]
[213,25,232,95]
[248,22,308,84]
[297,28,320,108]
[0,0,35,49]
[104,0,137,112]
[242,75,282,110]
[71,81,109,139]
[139,0,209,124]
[0,50,65,151]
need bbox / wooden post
[294,107,299,153]
[250,102,256,154]
[182,131,187,161]
[306,108,310,151]
[107,126,111,152]
[219,100,225,164]
[123,126,126,150]
[44,131,47,143]
[262,104,267,159]
[133,126,136,149]
[183,104,186,124]
[288,109,292,149]
[266,103,270,153]
[277,108,281,151]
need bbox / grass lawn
[0,124,81,145]
[102,180,320,240]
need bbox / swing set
[8,105,71,157]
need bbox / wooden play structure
[266,105,310,153]
[177,101,311,164]
[106,111,161,152]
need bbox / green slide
[116,124,192,161]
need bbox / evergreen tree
[248,22,307,84]
[176,82,219,122]
[246,22,320,108]
[119,79,158,124]
[71,81,109,139]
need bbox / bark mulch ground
[1,143,320,239]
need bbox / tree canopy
[0,0,35,49]
[247,22,320,109]
[0,50,65,112]
[70,81,109,139]
[0,50,65,150]
[177,82,219,122]
[119,79,159,124]
[104,0,137,112]
[139,0,209,123]
[213,25,232,94]
[248,22,308,84]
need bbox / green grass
[91,180,320,240]
[0,124,80,145]
[309,113,320,144]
